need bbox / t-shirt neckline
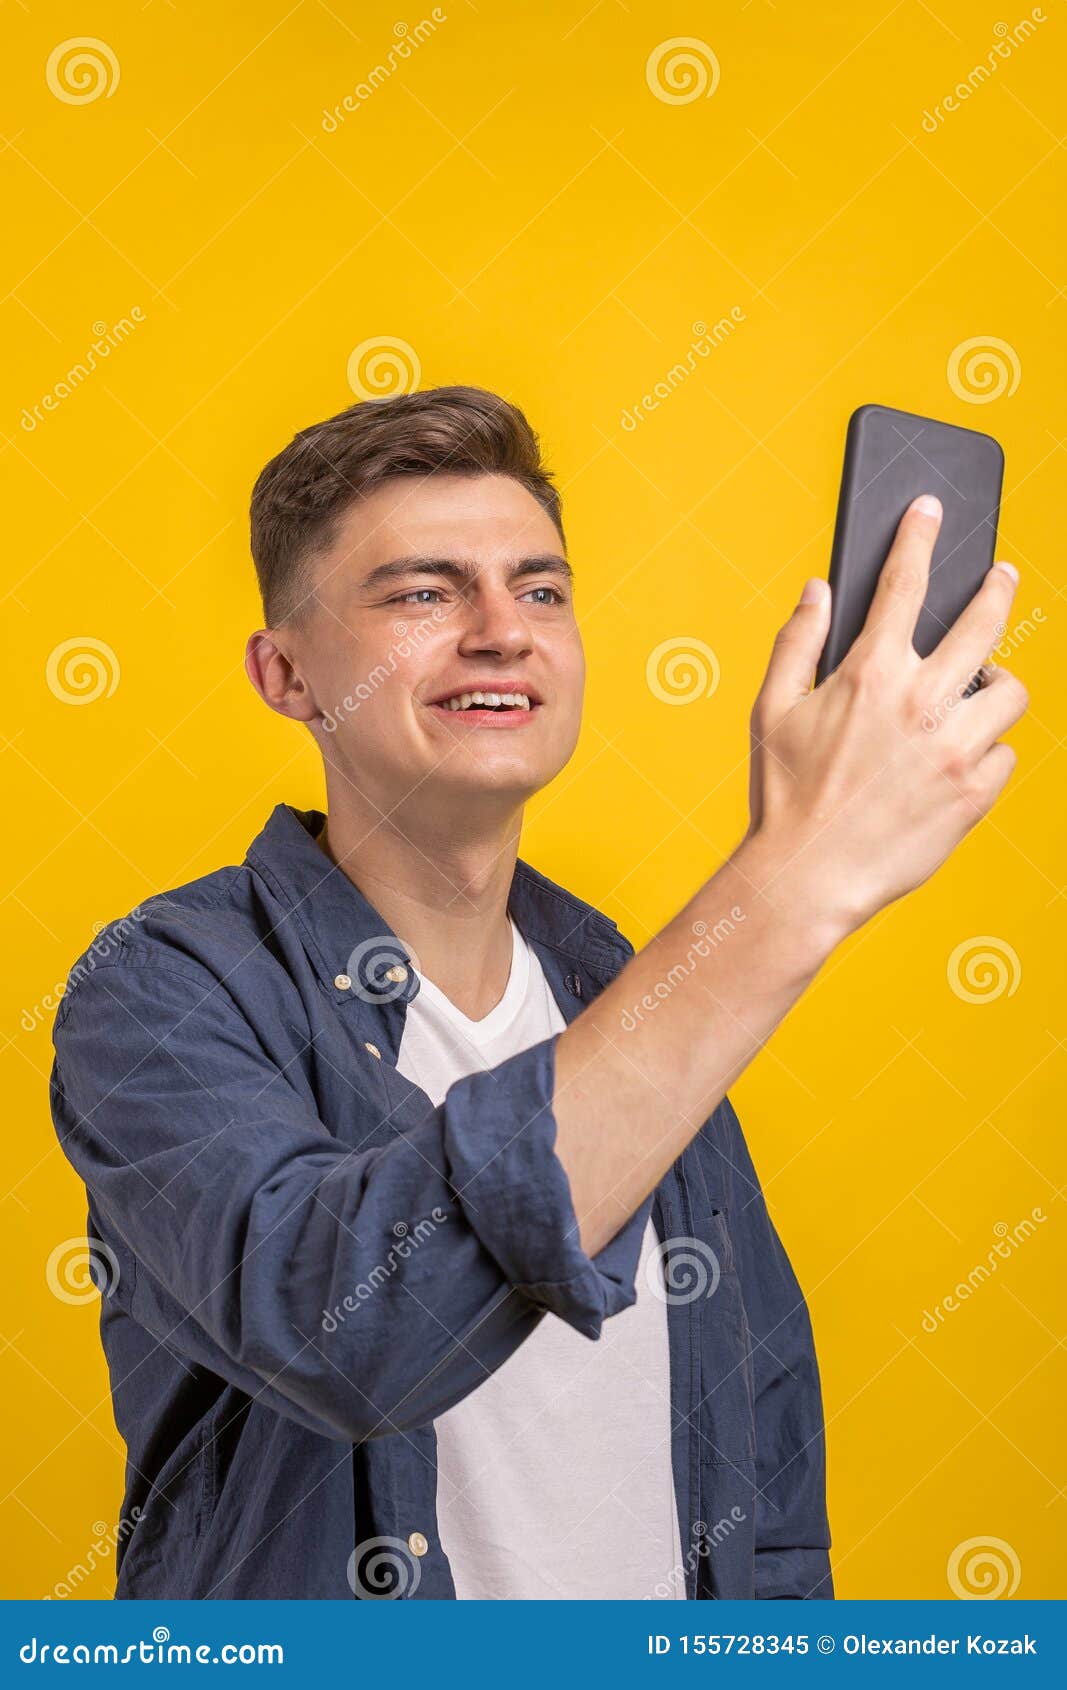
[412,917,531,1041]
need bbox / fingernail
[913,494,942,518]
[995,561,1019,585]
[800,577,824,605]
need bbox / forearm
[553,833,845,1257]
[51,959,646,1444]
[557,497,1026,1259]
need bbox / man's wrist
[718,827,858,981]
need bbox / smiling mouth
[425,685,543,720]
[439,692,530,713]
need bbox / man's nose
[456,587,533,657]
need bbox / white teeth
[440,691,534,711]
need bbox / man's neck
[315,785,524,1020]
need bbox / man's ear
[244,629,321,724]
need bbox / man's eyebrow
[356,554,574,593]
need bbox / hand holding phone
[744,495,1028,941]
[816,403,1004,684]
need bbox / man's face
[285,473,585,820]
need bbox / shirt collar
[244,803,629,1005]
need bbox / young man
[50,386,1026,1601]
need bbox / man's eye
[387,584,564,608]
[390,587,444,605]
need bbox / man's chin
[430,768,546,806]
[412,754,564,813]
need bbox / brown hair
[249,384,565,626]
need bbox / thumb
[757,578,832,724]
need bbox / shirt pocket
[697,1200,739,1281]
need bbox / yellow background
[3,0,1063,1600]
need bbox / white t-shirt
[395,916,685,1599]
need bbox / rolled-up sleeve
[442,1041,649,1337]
[50,953,644,1447]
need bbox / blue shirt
[49,803,833,1600]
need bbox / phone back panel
[815,403,1004,682]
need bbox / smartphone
[815,403,1004,684]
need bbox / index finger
[855,493,943,658]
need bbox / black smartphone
[815,403,1004,684]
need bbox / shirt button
[334,973,352,991]
[384,964,408,985]
[407,1531,428,1557]
[364,1042,382,1060]
[565,972,583,997]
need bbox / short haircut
[249,384,565,625]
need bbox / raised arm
[553,496,1027,1256]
